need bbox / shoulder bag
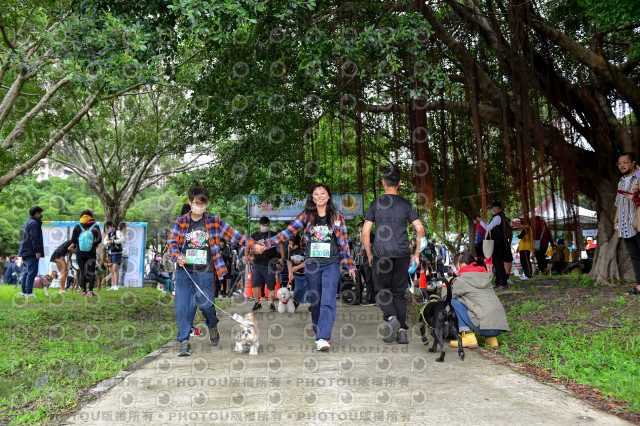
[482,225,494,259]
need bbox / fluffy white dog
[276,287,296,313]
[234,313,260,355]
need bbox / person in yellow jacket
[516,217,534,279]
[551,239,571,274]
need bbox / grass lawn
[409,275,640,422]
[0,285,177,425]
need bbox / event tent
[512,195,598,229]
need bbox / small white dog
[276,287,296,313]
[234,313,260,355]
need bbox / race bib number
[186,249,207,265]
[310,243,330,258]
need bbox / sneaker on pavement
[252,302,262,311]
[269,303,276,312]
[209,325,220,346]
[361,301,376,306]
[316,339,330,351]
[383,317,401,343]
[396,329,409,344]
[178,341,191,356]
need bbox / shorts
[251,264,277,290]
[110,254,122,264]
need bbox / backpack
[79,224,97,252]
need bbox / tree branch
[0,95,99,190]
[2,76,70,148]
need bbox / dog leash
[179,265,246,324]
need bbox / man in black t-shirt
[248,217,285,312]
[362,166,426,345]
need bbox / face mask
[191,204,207,215]
[259,226,269,233]
[108,227,114,233]
[417,237,428,252]
[156,257,161,262]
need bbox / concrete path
[63,301,629,425]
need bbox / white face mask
[191,204,207,215]
[259,225,269,233]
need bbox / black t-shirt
[305,215,340,264]
[289,246,305,275]
[365,194,419,258]
[50,240,73,262]
[183,216,213,274]
[251,231,279,266]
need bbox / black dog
[418,280,464,362]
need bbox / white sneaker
[112,286,119,291]
[519,276,529,281]
[19,292,25,298]
[316,339,330,351]
[27,293,36,298]
[506,279,514,285]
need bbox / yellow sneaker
[450,331,478,348]
[484,336,499,347]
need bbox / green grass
[500,299,640,413]
[0,285,177,424]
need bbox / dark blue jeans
[21,256,39,294]
[451,299,503,337]
[306,262,340,341]
[293,274,309,303]
[175,269,218,342]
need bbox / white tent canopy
[532,194,597,229]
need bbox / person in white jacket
[105,222,127,290]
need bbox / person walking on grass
[18,206,44,298]
[104,221,126,291]
[614,152,640,296]
[516,217,534,280]
[261,183,356,351]
[71,211,102,296]
[362,166,426,345]
[167,186,263,357]
[480,201,510,290]
[248,216,285,312]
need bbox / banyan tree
[183,0,638,284]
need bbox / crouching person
[167,186,262,357]
[449,252,510,349]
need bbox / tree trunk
[589,177,635,284]
[468,218,478,256]
[102,201,127,225]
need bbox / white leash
[179,265,245,324]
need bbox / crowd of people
[3,157,639,356]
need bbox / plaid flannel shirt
[262,211,355,271]
[167,212,255,280]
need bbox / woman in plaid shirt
[167,186,263,357]
[262,183,356,352]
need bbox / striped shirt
[615,174,639,239]
[262,211,355,271]
[167,212,255,280]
